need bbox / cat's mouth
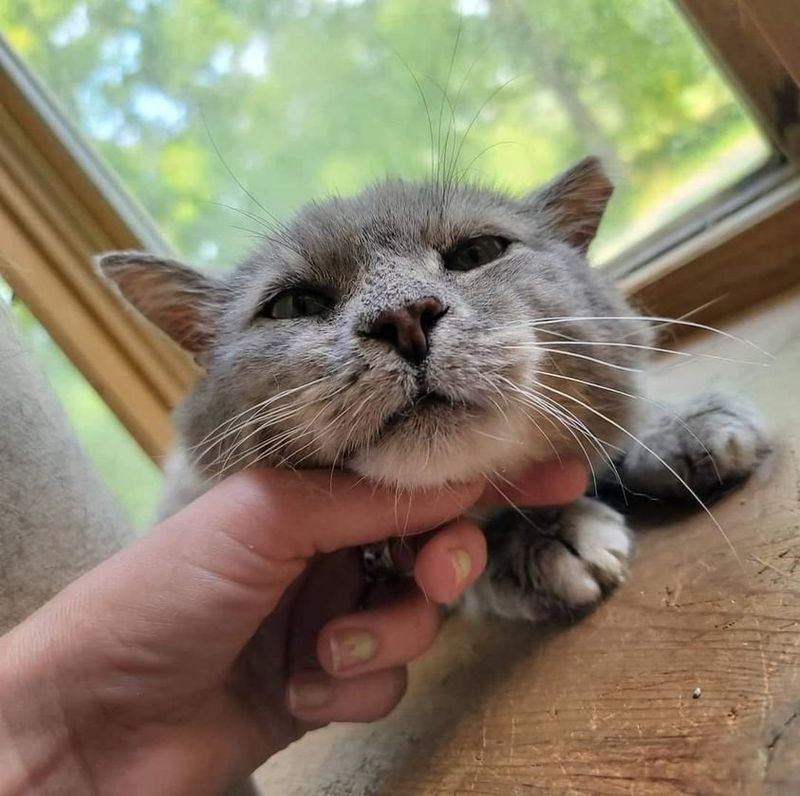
[374,389,482,439]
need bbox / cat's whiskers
[485,314,773,360]
[213,381,350,472]
[498,372,631,496]
[277,408,354,471]
[483,472,541,531]
[531,368,724,486]
[215,421,307,478]
[472,428,523,445]
[274,380,416,477]
[267,388,360,469]
[473,371,564,462]
[534,380,741,562]
[189,375,333,457]
[507,378,632,497]
[223,399,341,476]
[202,114,304,258]
[507,339,770,368]
[208,400,321,472]
[517,344,645,373]
[211,201,301,255]
[327,398,372,492]
[498,379,602,493]
[209,380,350,476]
[617,298,725,341]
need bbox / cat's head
[100,157,647,488]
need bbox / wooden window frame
[1,0,799,464]
[0,43,199,461]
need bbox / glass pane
[1,281,161,530]
[2,0,772,267]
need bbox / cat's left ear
[524,156,613,254]
[97,251,227,356]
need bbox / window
[1,0,799,498]
[2,0,773,268]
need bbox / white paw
[540,499,632,608]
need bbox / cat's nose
[365,297,448,365]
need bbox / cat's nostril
[366,297,448,365]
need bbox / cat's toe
[698,401,770,484]
[541,499,632,609]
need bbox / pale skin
[0,461,587,796]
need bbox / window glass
[3,0,772,267]
[1,282,161,529]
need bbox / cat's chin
[347,410,553,490]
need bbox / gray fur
[99,157,769,624]
[613,391,770,500]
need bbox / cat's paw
[540,499,632,608]
[621,391,770,500]
[461,499,632,622]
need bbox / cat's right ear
[97,251,226,357]
[524,156,613,254]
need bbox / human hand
[0,462,586,795]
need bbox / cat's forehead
[297,180,526,247]
[237,180,532,285]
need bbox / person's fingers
[286,667,407,724]
[288,549,364,675]
[316,587,440,679]
[478,459,587,506]
[413,519,487,604]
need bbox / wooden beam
[678,0,800,164]
[0,43,199,464]
[743,1,800,91]
[621,176,800,328]
[0,201,173,459]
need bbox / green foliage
[3,0,769,268]
[0,0,771,523]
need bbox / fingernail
[451,548,472,587]
[288,677,333,713]
[330,630,377,671]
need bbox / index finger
[478,460,587,507]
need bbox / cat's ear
[524,156,613,254]
[97,251,226,355]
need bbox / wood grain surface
[256,286,800,795]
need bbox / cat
[99,156,769,622]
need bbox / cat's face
[101,158,647,488]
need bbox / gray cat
[99,157,769,622]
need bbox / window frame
[0,0,798,464]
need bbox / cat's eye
[443,235,510,272]
[259,288,333,320]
